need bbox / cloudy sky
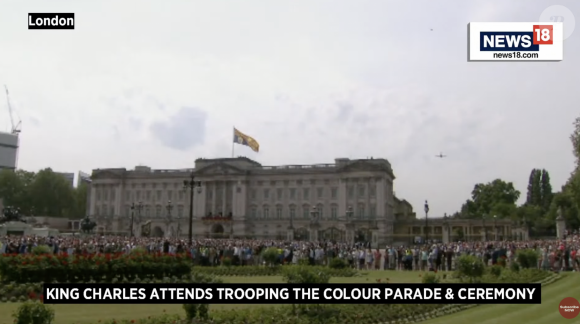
[1,1,579,217]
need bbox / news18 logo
[28,13,74,30]
[469,22,563,61]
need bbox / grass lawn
[422,272,580,324]
[4,270,571,324]
[0,270,434,324]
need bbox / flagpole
[232,127,235,158]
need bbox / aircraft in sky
[435,152,447,158]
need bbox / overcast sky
[1,1,579,217]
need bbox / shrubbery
[13,300,54,324]
[0,252,193,284]
[516,249,539,269]
[454,254,485,283]
[193,265,358,277]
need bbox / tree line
[453,115,580,235]
[0,168,87,218]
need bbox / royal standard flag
[233,128,260,152]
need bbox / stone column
[442,226,450,244]
[222,182,227,215]
[287,227,294,241]
[211,183,217,215]
[310,222,320,242]
[338,179,347,216]
[556,208,566,239]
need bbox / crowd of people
[1,234,579,272]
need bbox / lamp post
[166,200,174,237]
[482,214,487,241]
[346,206,353,243]
[424,200,429,244]
[183,172,202,245]
[130,201,143,237]
[493,215,497,240]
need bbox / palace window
[358,186,365,197]
[250,206,257,218]
[178,190,184,201]
[302,205,310,219]
[136,190,141,200]
[156,205,162,217]
[316,204,324,219]
[290,188,296,199]
[167,190,173,200]
[370,205,376,218]
[331,205,338,219]
[358,204,365,218]
[277,188,283,200]
[276,205,283,219]
[289,205,296,219]
[348,186,354,199]
[156,190,162,200]
[146,190,151,200]
[303,188,310,200]
[125,205,130,216]
[177,205,184,217]
[145,205,150,217]
[95,206,100,216]
[263,206,270,218]
[331,187,337,199]
[264,189,270,199]
[125,190,131,201]
[110,206,115,216]
[250,189,257,200]
[317,187,324,198]
[369,186,376,197]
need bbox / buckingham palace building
[87,156,524,246]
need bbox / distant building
[56,172,75,187]
[78,171,92,217]
[0,131,19,170]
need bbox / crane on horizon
[4,85,22,135]
[435,152,447,158]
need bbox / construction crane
[4,85,21,134]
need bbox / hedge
[0,252,192,284]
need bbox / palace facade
[88,157,526,246]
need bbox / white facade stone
[88,157,402,246]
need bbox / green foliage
[31,245,52,255]
[183,304,209,321]
[571,116,580,167]
[12,300,55,324]
[0,252,193,284]
[0,168,87,218]
[510,261,520,272]
[489,265,502,277]
[454,255,485,283]
[421,272,440,284]
[516,249,539,269]
[282,265,331,284]
[328,257,348,269]
[262,247,280,266]
[192,265,358,278]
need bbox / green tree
[470,179,521,217]
[540,169,553,210]
[28,168,74,217]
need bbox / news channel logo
[468,22,563,61]
[28,13,74,30]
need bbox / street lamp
[345,206,353,242]
[424,200,429,244]
[482,214,487,241]
[130,202,143,238]
[493,215,497,240]
[183,172,202,245]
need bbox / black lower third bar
[43,284,542,305]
